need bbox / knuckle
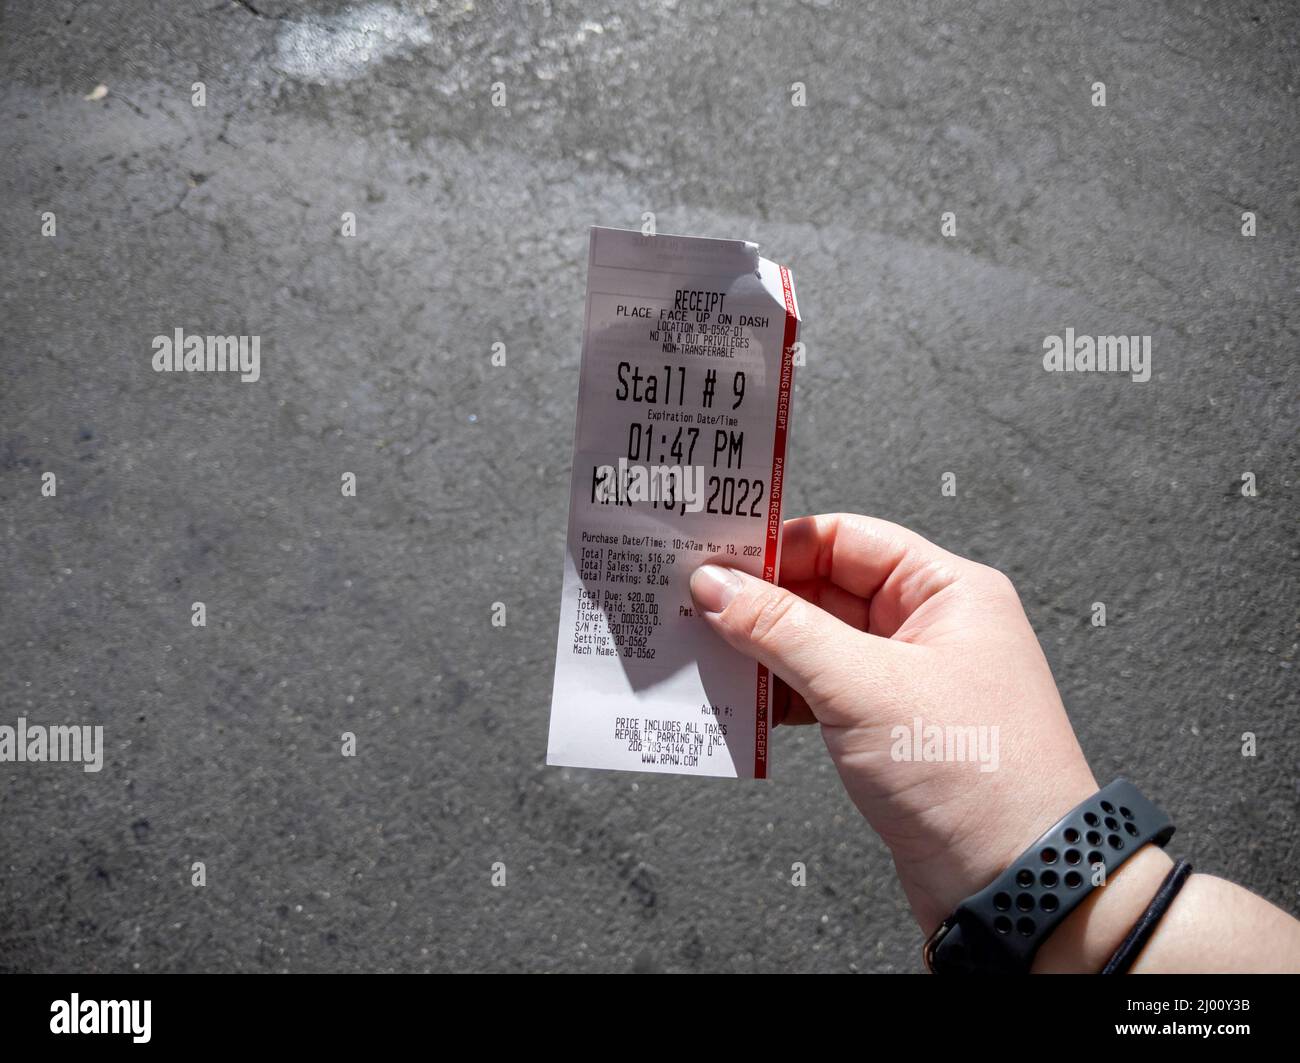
[974,563,1018,599]
[742,588,800,647]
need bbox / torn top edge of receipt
[547,226,801,780]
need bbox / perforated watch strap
[925,778,1175,974]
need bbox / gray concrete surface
[1,0,1296,973]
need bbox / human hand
[689,513,1102,936]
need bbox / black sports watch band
[924,778,1175,974]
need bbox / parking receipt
[547,226,801,778]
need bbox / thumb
[689,563,907,725]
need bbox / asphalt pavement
[1,0,1296,972]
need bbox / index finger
[778,513,966,632]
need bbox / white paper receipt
[547,226,801,778]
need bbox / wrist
[924,779,1177,974]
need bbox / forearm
[1131,873,1300,973]
[1032,845,1300,973]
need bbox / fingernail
[691,564,741,614]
